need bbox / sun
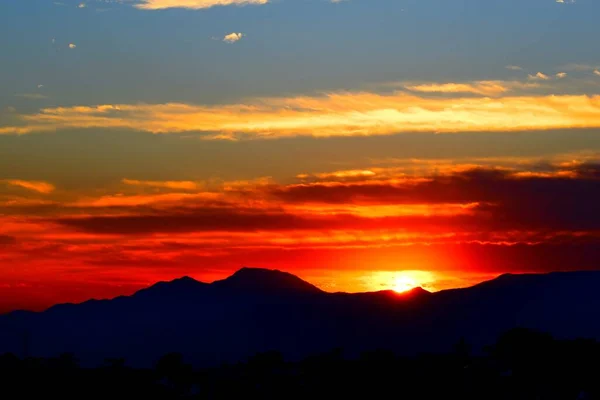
[393,275,419,293]
[367,270,435,293]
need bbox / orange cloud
[285,202,480,218]
[2,180,55,194]
[2,161,600,313]
[134,0,268,10]
[0,126,32,134]
[122,178,201,191]
[73,192,221,208]
[298,169,377,181]
[6,90,600,139]
[404,81,509,96]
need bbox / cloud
[404,81,508,96]
[14,93,48,100]
[73,191,220,208]
[5,89,600,139]
[298,169,377,182]
[3,160,600,303]
[595,70,600,77]
[0,126,34,135]
[528,72,550,81]
[134,0,268,10]
[505,65,523,71]
[223,32,244,43]
[39,162,600,236]
[556,72,567,79]
[69,43,77,49]
[0,235,17,246]
[121,178,202,190]
[1,180,55,194]
[560,63,597,72]
[270,164,598,204]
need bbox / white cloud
[556,72,567,79]
[594,70,600,77]
[223,32,244,43]
[528,72,550,81]
[505,65,523,71]
[69,43,77,49]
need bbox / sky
[1,0,600,312]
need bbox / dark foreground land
[1,328,599,399]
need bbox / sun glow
[367,270,437,293]
[393,275,419,293]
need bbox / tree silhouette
[1,328,600,399]
[155,352,193,395]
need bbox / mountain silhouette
[212,267,323,294]
[136,276,209,297]
[1,268,600,368]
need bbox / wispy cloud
[2,158,600,295]
[134,0,268,10]
[404,81,509,96]
[122,178,202,191]
[5,85,600,139]
[1,180,55,194]
[561,64,592,71]
[14,93,48,100]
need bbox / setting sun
[366,270,437,293]
[393,275,419,293]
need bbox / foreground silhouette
[2,268,600,368]
[0,329,598,399]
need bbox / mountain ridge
[2,268,600,368]
[6,268,594,316]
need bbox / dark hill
[211,267,322,294]
[1,268,600,368]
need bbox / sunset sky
[1,0,600,313]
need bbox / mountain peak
[212,267,323,294]
[135,275,207,297]
[173,276,200,284]
[402,286,431,296]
